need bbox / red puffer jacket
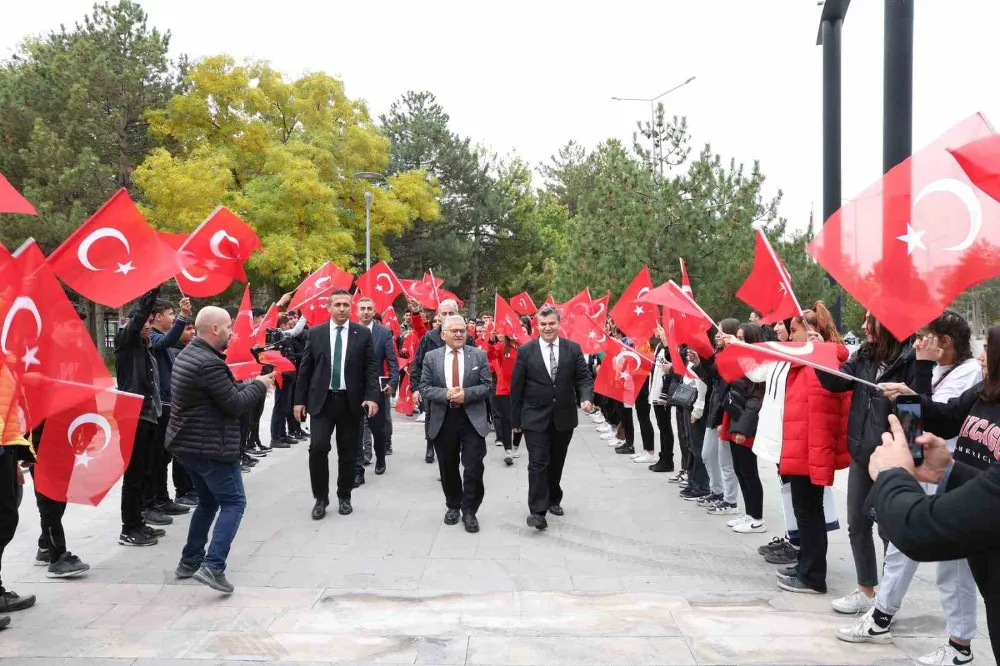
[778,345,851,486]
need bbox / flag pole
[428,268,442,308]
[728,340,880,389]
[173,277,185,298]
[668,281,722,332]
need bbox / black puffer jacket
[693,355,728,429]
[166,337,268,462]
[816,342,933,466]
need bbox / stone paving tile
[1,398,988,664]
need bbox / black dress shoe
[363,453,373,466]
[354,473,365,487]
[526,514,548,530]
[375,462,386,475]
[548,504,564,516]
[462,513,480,533]
[280,436,298,445]
[311,500,328,520]
[444,508,460,525]
[338,499,353,516]
[385,443,394,455]
[0,588,36,613]
[424,445,435,464]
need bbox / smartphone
[893,395,924,466]
[379,376,389,392]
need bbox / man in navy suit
[354,296,399,483]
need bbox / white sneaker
[512,447,520,458]
[592,415,606,424]
[726,514,751,528]
[916,644,974,666]
[415,413,425,423]
[632,452,656,463]
[733,519,767,534]
[600,431,617,440]
[607,439,625,447]
[830,589,876,615]
[835,608,892,644]
[596,424,613,433]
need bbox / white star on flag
[896,223,927,255]
[633,305,645,316]
[74,451,93,468]
[375,285,385,292]
[21,346,40,371]
[202,258,220,271]
[115,261,136,275]
[619,371,631,381]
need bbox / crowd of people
[0,286,997,666]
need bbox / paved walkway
[0,398,993,665]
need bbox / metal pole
[651,102,658,178]
[821,17,843,329]
[364,191,373,271]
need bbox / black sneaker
[758,536,787,556]
[241,455,258,467]
[175,561,200,579]
[0,588,36,613]
[279,436,298,445]
[46,552,90,578]
[240,463,252,473]
[764,540,800,565]
[246,447,267,458]
[193,565,234,594]
[777,576,824,595]
[777,565,799,581]
[425,445,435,464]
[697,492,723,506]
[176,492,199,507]
[141,524,167,539]
[614,443,635,455]
[34,548,50,566]
[678,487,703,500]
[270,438,291,449]
[254,443,273,453]
[143,509,173,526]
[120,530,158,547]
[155,499,191,516]
[668,470,687,484]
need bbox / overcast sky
[4,1,1000,234]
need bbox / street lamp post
[353,171,385,271]
[611,75,696,178]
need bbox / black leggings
[633,384,655,451]
[653,405,675,463]
[729,442,763,520]
[494,395,523,452]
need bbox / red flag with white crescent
[594,337,653,405]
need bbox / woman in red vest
[489,317,532,466]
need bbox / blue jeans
[176,456,246,573]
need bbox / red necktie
[451,349,461,388]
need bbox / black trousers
[355,391,388,477]
[432,407,487,514]
[286,374,304,435]
[248,393,266,447]
[122,419,157,533]
[789,474,828,592]
[270,378,292,441]
[652,404,675,465]
[493,395,523,452]
[633,385,655,451]
[525,422,573,516]
[729,442,764,520]
[0,450,19,588]
[29,423,68,560]
[684,417,710,494]
[308,391,362,502]
[149,405,172,505]
[676,407,692,470]
[847,459,886,588]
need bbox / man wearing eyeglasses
[417,315,493,533]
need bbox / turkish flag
[35,385,143,506]
[397,329,419,370]
[662,308,695,380]
[589,291,610,322]
[737,230,801,324]
[610,266,657,341]
[594,337,653,405]
[566,313,612,355]
[494,295,529,344]
[400,275,438,310]
[511,291,537,316]
[715,341,845,383]
[160,232,235,298]
[349,289,363,323]
[680,257,694,296]
[47,189,190,308]
[657,280,716,360]
[437,287,464,308]
[395,373,415,416]
[0,172,37,215]
[949,134,1000,203]
[161,208,260,297]
[637,281,703,318]
[8,241,114,427]
[288,262,353,314]
[382,306,401,339]
[356,261,403,313]
[226,285,255,364]
[254,303,280,346]
[810,114,1000,340]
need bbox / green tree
[134,57,439,287]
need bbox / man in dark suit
[354,296,399,482]
[294,290,380,519]
[510,305,594,530]
[418,315,493,533]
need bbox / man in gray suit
[418,315,493,533]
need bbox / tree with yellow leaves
[133,55,439,286]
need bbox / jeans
[703,428,738,503]
[876,482,978,640]
[176,455,246,574]
[847,459,884,588]
[789,475,827,592]
[729,442,763,520]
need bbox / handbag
[723,385,747,421]
[666,383,698,410]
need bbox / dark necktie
[451,349,461,388]
[548,343,558,382]
[330,326,344,390]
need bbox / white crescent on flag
[68,412,113,468]
[77,227,131,272]
[209,229,240,260]
[1,296,42,370]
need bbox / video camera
[250,336,293,375]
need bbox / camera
[264,327,284,345]
[251,337,293,376]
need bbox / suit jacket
[418,345,493,440]
[366,322,400,391]
[510,337,594,433]
[294,320,379,417]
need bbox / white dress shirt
[329,322,348,390]
[541,338,560,378]
[444,347,465,389]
